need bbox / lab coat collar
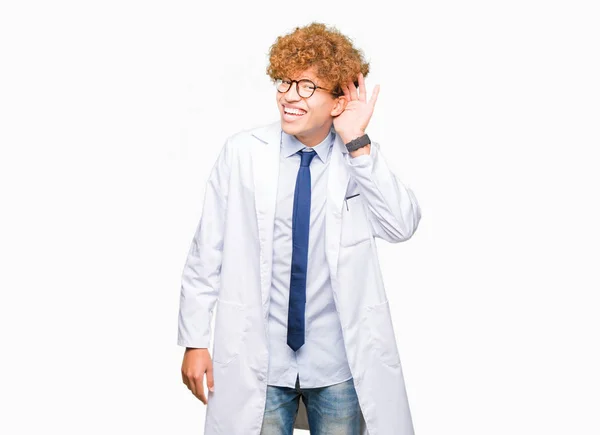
[251,121,349,156]
[280,126,335,164]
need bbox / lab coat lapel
[250,122,351,314]
[326,132,351,278]
[250,122,282,317]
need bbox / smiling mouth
[283,105,307,117]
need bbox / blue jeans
[260,375,361,435]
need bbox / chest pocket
[340,192,372,247]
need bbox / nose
[283,82,302,102]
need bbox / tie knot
[298,149,317,167]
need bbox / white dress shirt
[266,126,355,389]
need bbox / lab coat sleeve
[346,141,421,243]
[177,140,231,349]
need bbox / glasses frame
[275,78,341,98]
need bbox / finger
[206,363,215,393]
[182,371,190,389]
[194,375,207,405]
[187,372,197,397]
[358,73,366,102]
[369,84,380,109]
[349,79,358,101]
[341,84,350,100]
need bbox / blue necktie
[287,149,317,351]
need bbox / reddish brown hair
[266,22,369,96]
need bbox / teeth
[284,107,306,115]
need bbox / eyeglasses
[275,78,339,98]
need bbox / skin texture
[278,66,380,154]
[277,66,346,147]
[266,22,377,150]
[181,348,213,404]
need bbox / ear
[330,96,348,117]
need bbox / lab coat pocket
[365,300,401,367]
[340,194,372,247]
[212,299,248,365]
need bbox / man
[178,22,421,435]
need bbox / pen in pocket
[344,193,360,211]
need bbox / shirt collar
[281,126,336,164]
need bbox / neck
[294,122,333,147]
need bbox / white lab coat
[178,120,421,435]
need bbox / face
[276,67,346,147]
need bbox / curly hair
[266,22,369,96]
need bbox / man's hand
[333,72,380,145]
[181,348,214,405]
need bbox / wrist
[345,132,371,155]
[349,143,371,158]
[340,130,365,145]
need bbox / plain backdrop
[1,0,599,434]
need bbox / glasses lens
[276,79,291,93]
[297,80,316,98]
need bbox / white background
[1,0,599,434]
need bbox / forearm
[345,141,421,242]
[177,141,231,348]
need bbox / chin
[280,119,303,135]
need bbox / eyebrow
[284,76,316,81]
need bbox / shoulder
[224,120,281,150]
